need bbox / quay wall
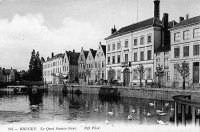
[48,84,200,101]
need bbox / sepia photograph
[0,0,200,132]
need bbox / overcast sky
[0,0,200,70]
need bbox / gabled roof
[3,69,17,75]
[66,51,80,66]
[105,17,162,40]
[83,50,89,58]
[47,53,64,62]
[101,45,106,56]
[90,49,97,58]
[171,15,200,29]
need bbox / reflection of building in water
[119,104,124,115]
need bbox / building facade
[169,15,200,87]
[85,49,97,84]
[62,50,80,83]
[43,53,64,84]
[94,43,106,82]
[78,48,89,85]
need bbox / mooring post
[175,102,179,126]
[192,107,196,126]
[181,104,186,126]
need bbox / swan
[131,109,136,113]
[157,120,171,125]
[158,112,167,116]
[127,114,133,120]
[197,109,200,114]
[147,112,151,117]
[170,105,174,111]
[94,108,98,112]
[164,102,169,107]
[107,110,114,116]
[149,101,156,106]
[105,118,109,125]
[155,108,164,114]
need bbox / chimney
[111,25,117,34]
[162,13,168,29]
[154,0,160,19]
[185,14,189,20]
[51,52,54,58]
[179,17,184,23]
[73,49,75,53]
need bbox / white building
[43,53,64,84]
[169,15,200,87]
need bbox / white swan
[147,112,151,117]
[198,109,200,114]
[170,105,174,111]
[107,110,114,116]
[157,120,171,125]
[158,112,167,116]
[165,102,169,107]
[127,114,133,120]
[94,108,98,112]
[149,101,156,106]
[131,109,136,113]
[155,108,164,114]
[105,118,109,125]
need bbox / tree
[107,67,116,85]
[177,61,189,90]
[28,49,43,81]
[137,64,145,88]
[155,64,165,88]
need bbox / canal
[0,89,177,126]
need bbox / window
[102,61,104,67]
[108,45,110,51]
[164,58,169,69]
[193,45,199,56]
[140,51,144,61]
[147,35,152,43]
[133,69,138,80]
[117,70,121,80]
[117,55,120,63]
[134,39,137,46]
[174,47,180,58]
[174,64,179,80]
[147,50,151,60]
[183,46,189,57]
[107,57,110,64]
[146,68,152,80]
[140,36,144,45]
[117,42,121,50]
[125,54,128,62]
[112,43,115,51]
[174,32,180,41]
[183,30,189,40]
[167,71,170,82]
[194,28,200,38]
[112,56,115,64]
[102,71,104,79]
[134,52,137,62]
[125,40,128,48]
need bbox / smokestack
[73,49,75,53]
[162,13,169,29]
[179,17,184,23]
[154,0,160,19]
[51,52,54,58]
[185,14,189,20]
[111,25,117,34]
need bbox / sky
[0,0,200,70]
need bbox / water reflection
[0,90,175,125]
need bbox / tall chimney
[185,14,189,20]
[162,13,168,29]
[73,49,75,53]
[111,25,117,34]
[179,17,184,23]
[51,52,54,58]
[154,0,160,19]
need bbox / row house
[94,42,106,82]
[85,49,97,84]
[169,15,200,86]
[78,48,89,85]
[0,67,17,83]
[63,50,80,83]
[105,0,164,86]
[43,53,64,84]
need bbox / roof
[101,45,106,56]
[46,53,64,62]
[171,15,200,29]
[105,17,162,40]
[90,49,97,58]
[66,51,80,66]
[83,50,89,58]
[3,69,17,75]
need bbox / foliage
[107,67,116,85]
[28,49,43,81]
[137,64,145,87]
[177,61,189,90]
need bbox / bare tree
[155,64,165,88]
[177,61,189,90]
[137,64,145,88]
[107,67,116,85]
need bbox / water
[0,89,174,125]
